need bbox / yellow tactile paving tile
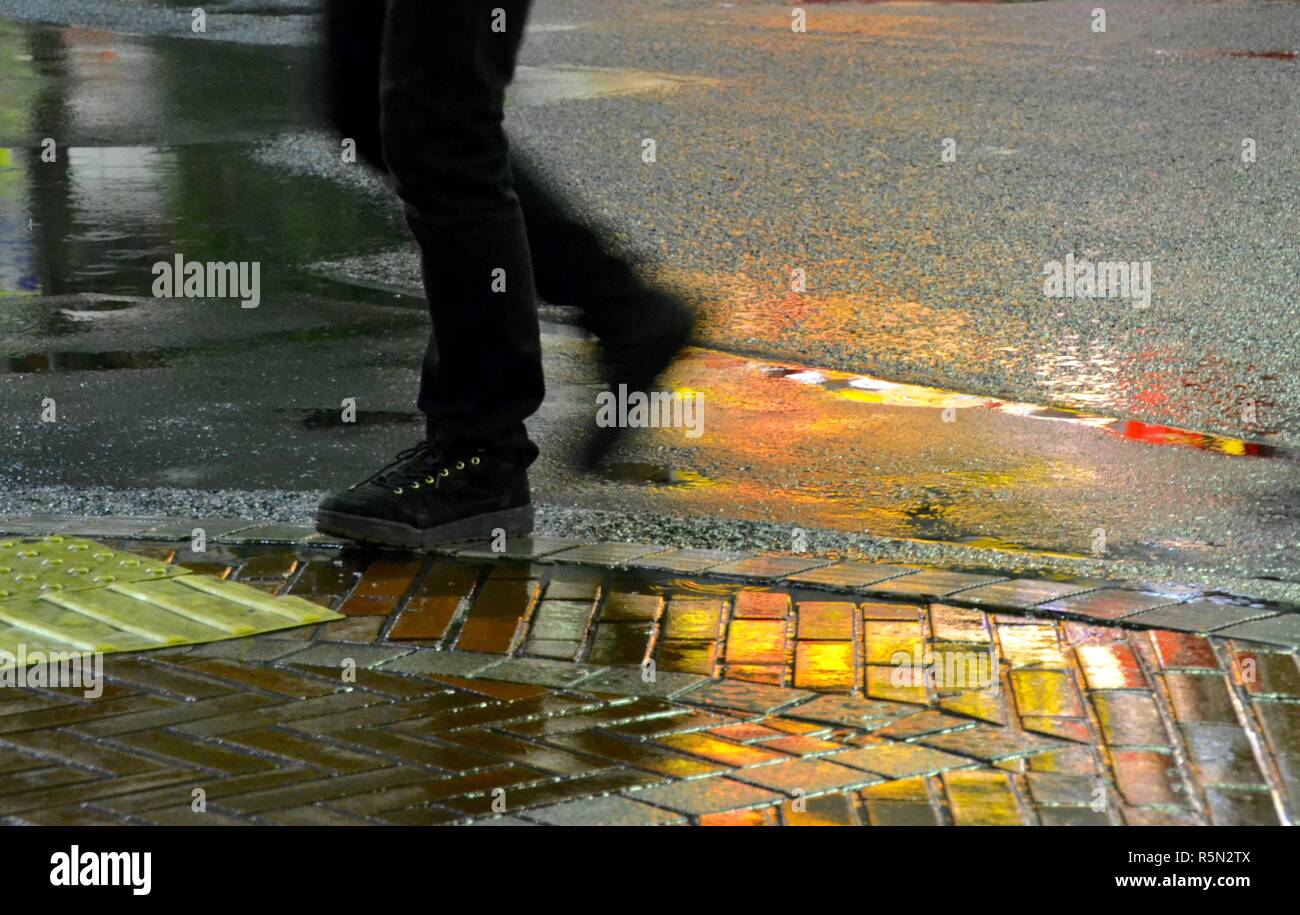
[0,537,341,666]
[0,536,185,601]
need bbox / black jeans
[326,0,648,463]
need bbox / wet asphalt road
[0,1,1297,601]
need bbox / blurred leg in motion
[316,0,692,547]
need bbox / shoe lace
[353,442,482,495]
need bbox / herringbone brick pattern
[0,541,1292,825]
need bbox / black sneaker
[315,442,533,547]
[581,287,695,469]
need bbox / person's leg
[316,0,538,547]
[380,0,541,461]
[512,154,695,466]
[323,0,386,173]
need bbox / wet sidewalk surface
[0,528,1296,826]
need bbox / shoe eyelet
[470,456,481,466]
[394,487,403,495]
[411,482,420,489]
[455,461,465,470]
[425,477,435,484]
[440,468,450,477]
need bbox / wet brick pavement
[0,519,1296,826]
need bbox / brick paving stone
[0,769,197,817]
[862,797,941,824]
[1036,588,1178,620]
[541,567,603,600]
[864,570,1004,599]
[258,805,375,826]
[1038,807,1111,826]
[661,599,725,640]
[709,555,831,581]
[524,639,581,661]
[438,729,611,776]
[785,561,916,590]
[864,664,927,704]
[996,624,1069,669]
[794,642,855,691]
[942,770,1030,825]
[781,792,861,825]
[929,604,990,642]
[502,698,683,738]
[219,766,436,815]
[112,730,274,775]
[528,600,596,641]
[477,657,605,689]
[1091,691,1171,749]
[588,623,653,665]
[627,548,746,574]
[186,638,307,663]
[1124,599,1275,634]
[939,689,1007,726]
[1111,750,1188,808]
[609,710,740,739]
[524,794,686,825]
[1249,701,1300,807]
[378,649,505,678]
[175,658,340,699]
[388,563,478,640]
[543,732,724,779]
[1024,771,1102,806]
[1180,724,1266,787]
[959,579,1098,610]
[1162,672,1239,725]
[550,543,670,566]
[1021,717,1092,743]
[784,694,914,730]
[654,732,788,768]
[723,663,785,686]
[796,601,855,640]
[625,775,784,816]
[1214,613,1300,647]
[734,757,880,795]
[657,639,717,675]
[101,657,239,700]
[833,743,973,778]
[1,730,167,776]
[863,618,924,665]
[279,642,414,669]
[725,618,787,665]
[172,691,379,739]
[98,768,319,816]
[333,730,494,773]
[1149,631,1220,670]
[455,578,539,654]
[217,524,318,545]
[698,806,781,826]
[599,592,664,622]
[1010,670,1084,718]
[1234,649,1300,698]
[763,735,844,756]
[919,725,1064,762]
[861,601,923,621]
[1204,787,1282,826]
[680,679,814,715]
[732,590,791,619]
[314,617,383,642]
[454,536,578,561]
[874,710,974,740]
[1075,643,1147,689]
[578,667,707,698]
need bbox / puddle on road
[0,20,410,313]
[601,462,713,488]
[758,361,1279,458]
[1,349,168,374]
[288,408,421,430]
